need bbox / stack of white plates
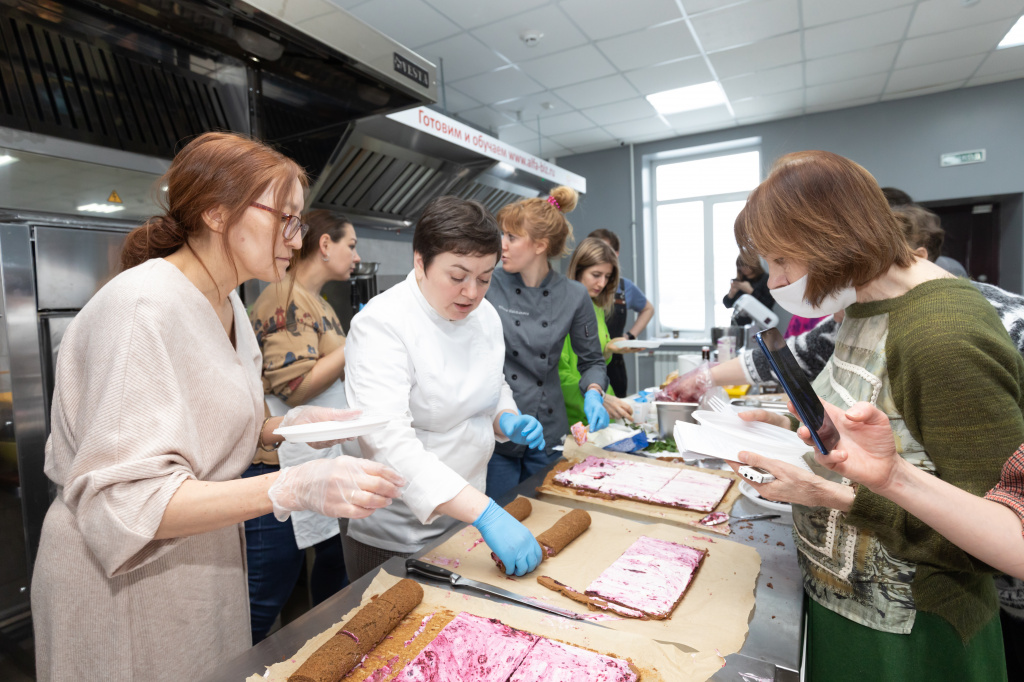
[674,409,813,472]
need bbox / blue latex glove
[499,413,546,451]
[584,389,610,431]
[473,499,542,576]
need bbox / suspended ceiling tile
[881,81,965,101]
[423,0,549,30]
[682,0,756,16]
[498,123,542,144]
[514,138,569,158]
[559,0,684,41]
[908,0,1024,38]
[418,33,507,82]
[707,32,802,79]
[967,70,1024,87]
[735,109,804,126]
[886,54,986,94]
[803,5,913,60]
[801,0,915,29]
[548,128,616,150]
[582,98,659,126]
[975,44,1024,77]
[565,140,622,154]
[896,18,1017,70]
[602,115,674,139]
[730,89,805,117]
[689,0,800,53]
[804,72,887,107]
[470,5,589,62]
[557,74,642,109]
[323,0,367,8]
[519,45,618,89]
[492,91,573,120]
[721,63,803,100]
[348,0,461,49]
[536,111,599,136]
[439,86,481,113]
[596,20,700,72]
[805,95,879,115]
[805,43,900,87]
[451,65,545,103]
[624,56,714,94]
[663,103,734,129]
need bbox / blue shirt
[618,277,648,313]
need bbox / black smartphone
[755,328,840,454]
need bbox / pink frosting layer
[400,612,537,682]
[585,535,706,618]
[509,638,638,682]
[554,456,731,511]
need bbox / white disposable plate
[693,410,809,454]
[274,414,391,443]
[739,481,793,514]
[614,339,664,349]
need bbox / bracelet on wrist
[258,417,280,452]
[626,331,636,340]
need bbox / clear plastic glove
[267,456,405,521]
[655,362,716,403]
[280,404,362,449]
[473,499,542,576]
[499,413,546,451]
[583,389,610,431]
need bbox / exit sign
[940,149,986,167]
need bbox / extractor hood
[0,0,436,182]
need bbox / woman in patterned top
[245,210,362,643]
[732,151,1023,682]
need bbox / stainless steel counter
[202,468,804,682]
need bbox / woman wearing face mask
[245,210,361,643]
[485,187,611,499]
[559,237,635,427]
[729,151,1024,682]
[342,196,544,581]
[31,133,404,681]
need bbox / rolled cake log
[492,509,592,572]
[504,496,533,522]
[288,579,424,682]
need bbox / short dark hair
[413,196,501,269]
[881,187,914,207]
[587,228,620,252]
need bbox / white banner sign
[387,107,586,193]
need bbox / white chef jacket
[345,270,519,552]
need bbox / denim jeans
[242,463,349,644]
[485,447,558,500]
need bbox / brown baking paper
[247,569,725,682]
[421,497,760,656]
[538,443,743,535]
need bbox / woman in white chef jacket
[343,196,546,581]
[247,210,361,643]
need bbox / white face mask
[771,275,857,318]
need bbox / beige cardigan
[32,258,263,681]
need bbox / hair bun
[549,186,578,214]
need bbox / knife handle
[406,558,458,584]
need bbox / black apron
[605,289,628,397]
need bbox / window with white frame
[647,148,761,337]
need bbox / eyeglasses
[250,202,309,240]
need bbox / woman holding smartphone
[729,151,1023,682]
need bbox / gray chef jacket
[486,266,608,458]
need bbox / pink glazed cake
[585,535,707,620]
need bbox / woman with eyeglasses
[31,132,404,681]
[242,210,362,643]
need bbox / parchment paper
[421,497,760,656]
[538,444,743,535]
[247,570,725,682]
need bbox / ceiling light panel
[999,16,1024,48]
[646,81,728,115]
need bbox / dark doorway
[923,200,1001,286]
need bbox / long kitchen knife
[405,558,587,621]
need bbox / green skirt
[806,598,1007,682]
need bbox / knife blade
[405,558,587,621]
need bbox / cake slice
[399,612,537,681]
[509,637,639,682]
[585,536,706,620]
